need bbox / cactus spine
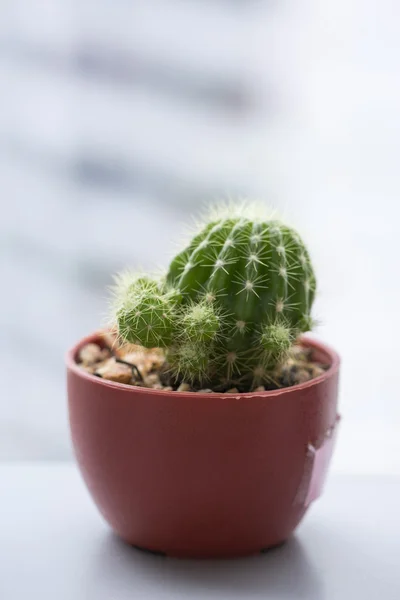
[112,207,316,387]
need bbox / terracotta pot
[67,333,340,558]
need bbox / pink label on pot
[305,417,340,506]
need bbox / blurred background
[1,1,399,474]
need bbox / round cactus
[112,274,176,348]
[112,206,316,387]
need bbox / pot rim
[66,331,340,400]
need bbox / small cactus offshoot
[112,205,316,388]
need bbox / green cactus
[112,205,316,388]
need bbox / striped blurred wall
[2,1,400,470]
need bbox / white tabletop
[1,464,399,600]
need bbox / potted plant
[66,204,340,558]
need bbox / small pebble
[296,368,312,384]
[79,343,109,365]
[81,364,97,375]
[290,345,312,362]
[95,358,132,384]
[253,386,265,392]
[146,351,166,371]
[145,373,161,387]
[279,366,295,387]
[122,350,146,365]
[285,358,296,368]
[197,389,213,393]
[226,388,239,394]
[177,383,191,392]
[123,351,162,375]
[308,365,325,378]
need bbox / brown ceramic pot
[67,333,340,558]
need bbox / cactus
[112,205,316,387]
